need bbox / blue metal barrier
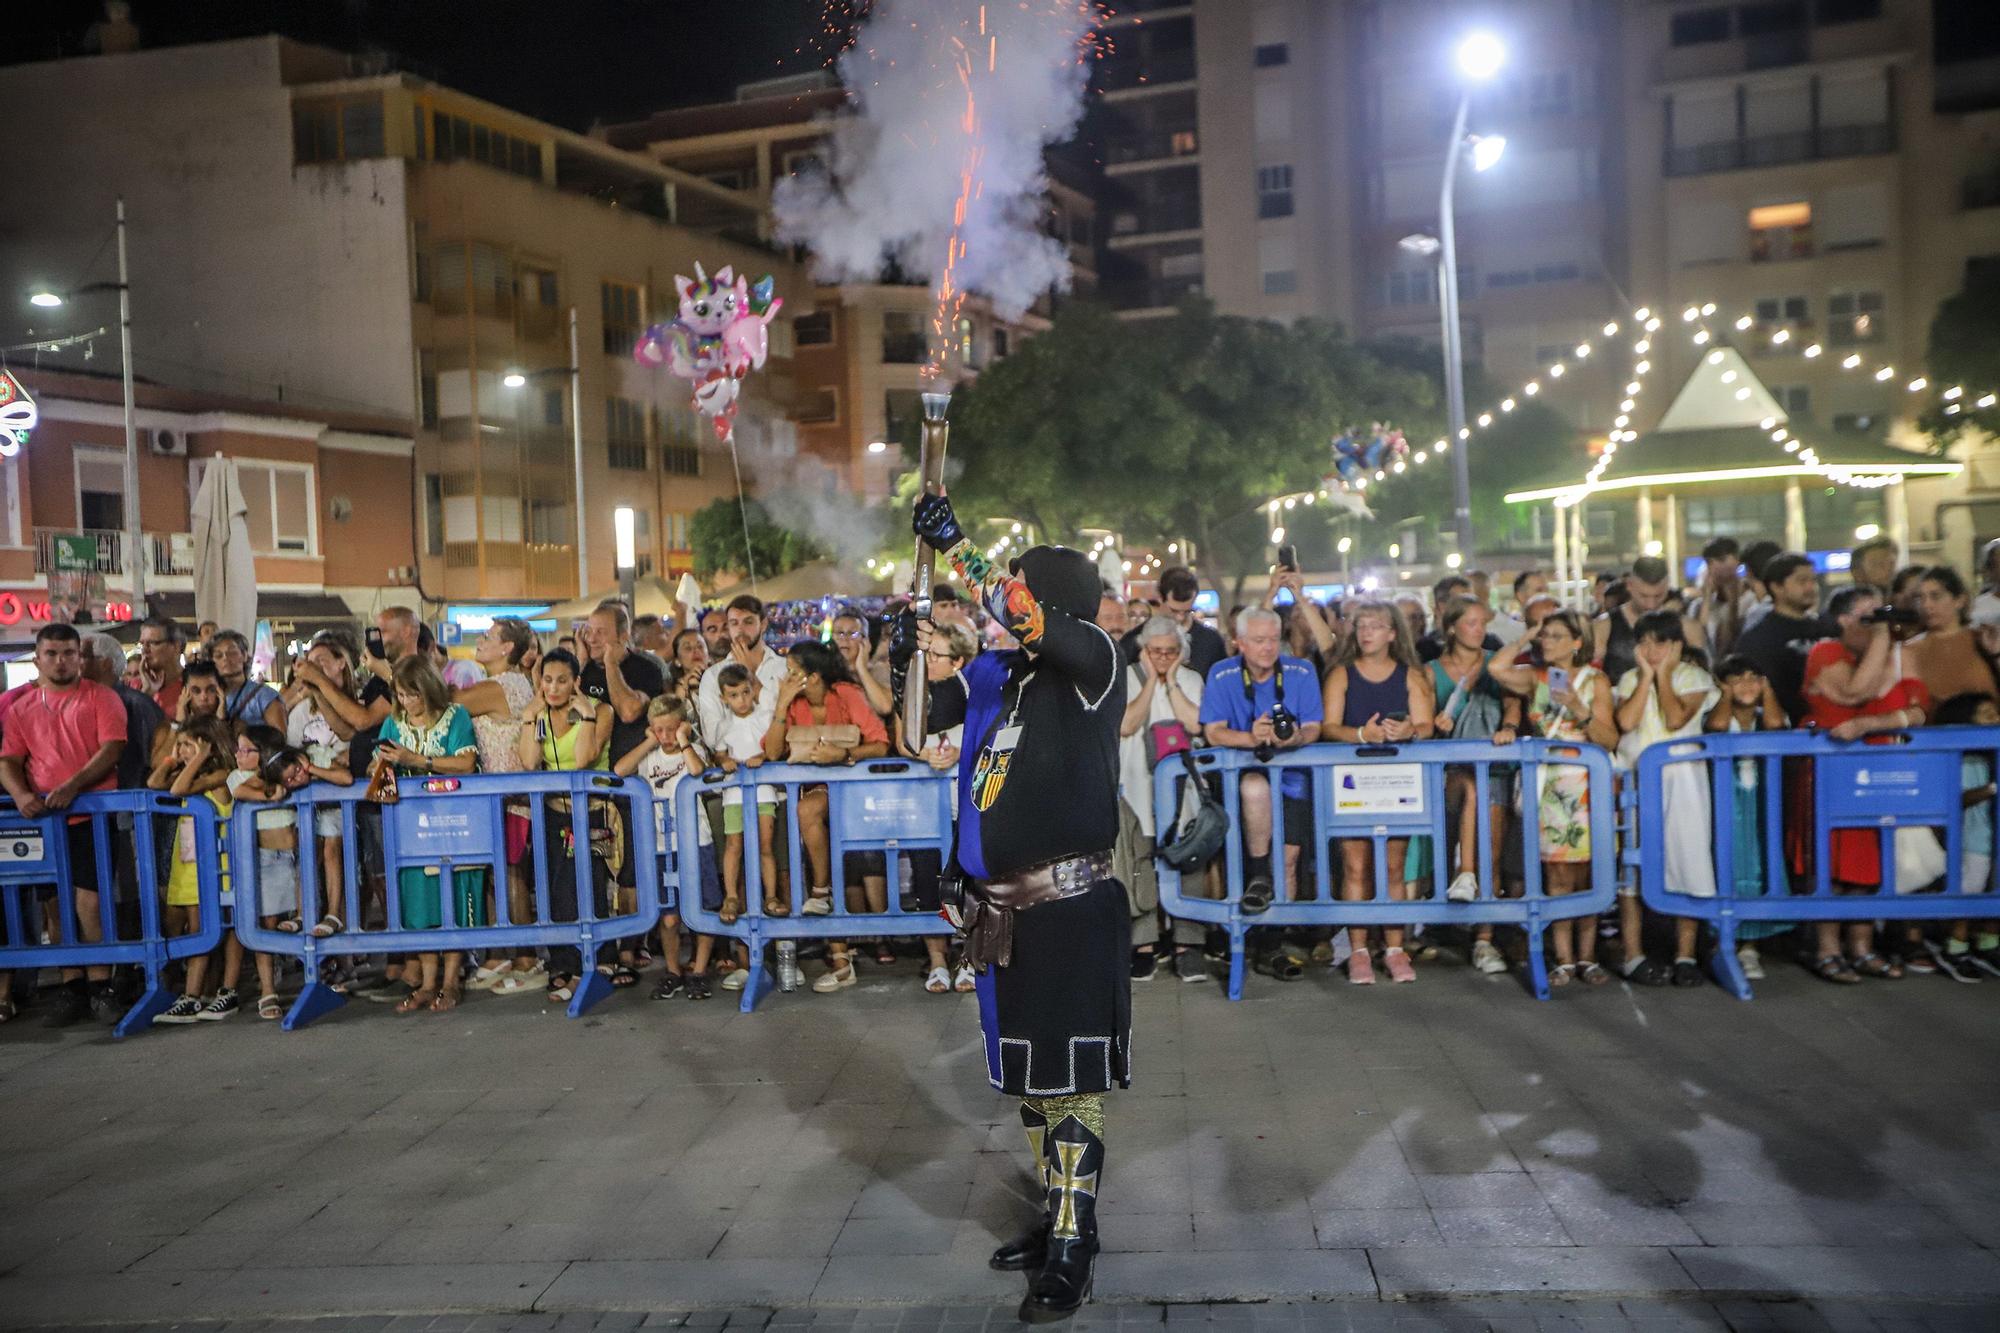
[0,790,224,1036]
[231,772,658,1028]
[1633,727,1997,999]
[1154,741,1620,1000]
[671,760,956,1012]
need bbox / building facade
[602,74,1096,498]
[0,36,810,606]
[0,368,412,654]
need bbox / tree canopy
[1922,262,2000,446]
[689,496,821,582]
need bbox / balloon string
[727,426,759,596]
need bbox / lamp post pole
[1438,93,1474,566]
[568,305,588,597]
[117,196,144,603]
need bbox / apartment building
[0,35,809,606]
[0,368,411,655]
[1621,0,2000,563]
[601,73,1097,498]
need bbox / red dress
[1788,641,1931,886]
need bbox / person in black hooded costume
[893,494,1128,1324]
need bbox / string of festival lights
[1253,297,2000,526]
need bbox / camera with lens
[1269,702,1297,743]
[1863,604,1920,627]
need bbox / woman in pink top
[763,640,891,992]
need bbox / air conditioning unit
[148,428,187,457]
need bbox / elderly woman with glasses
[1115,615,1209,981]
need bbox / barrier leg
[738,925,774,1014]
[568,965,613,1018]
[285,977,348,1031]
[1709,917,1753,1002]
[1226,921,1246,1002]
[115,965,173,1039]
[1524,904,1551,1001]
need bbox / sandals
[257,994,283,1021]
[874,942,897,966]
[954,965,976,993]
[0,997,15,1024]
[1814,954,1860,985]
[763,896,790,917]
[1851,952,1903,980]
[467,961,514,991]
[430,986,461,1012]
[924,966,952,994]
[1239,877,1274,916]
[801,888,834,916]
[1577,961,1611,987]
[274,918,304,934]
[546,974,577,1003]
[493,964,546,996]
[396,987,438,1014]
[718,895,743,926]
[1549,963,1576,987]
[310,914,344,938]
[1254,950,1305,982]
[607,964,640,989]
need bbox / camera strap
[1241,662,1284,712]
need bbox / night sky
[3,0,846,130]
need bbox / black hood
[1009,544,1101,623]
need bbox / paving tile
[1672,1247,2000,1299]
[534,1261,822,1312]
[1368,1247,1700,1298]
[1094,1252,1375,1303]
[1430,1207,1574,1248]
[1311,1209,1443,1248]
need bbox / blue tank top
[1342,660,1409,728]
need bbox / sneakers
[1172,948,1209,983]
[719,968,748,992]
[197,988,240,1021]
[156,994,204,1025]
[1445,871,1479,904]
[1131,950,1158,982]
[41,983,91,1028]
[88,982,124,1023]
[1471,939,1508,975]
[1382,947,1416,984]
[1936,947,1984,985]
[1347,949,1375,986]
[800,891,834,916]
[1965,947,2000,979]
[1736,946,1766,981]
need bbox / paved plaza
[1,948,1997,1326]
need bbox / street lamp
[1434,31,1507,565]
[613,504,637,614]
[499,306,587,594]
[27,198,143,603]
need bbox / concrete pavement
[1,945,1997,1324]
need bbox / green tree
[1922,262,2000,447]
[942,298,1441,592]
[689,496,821,582]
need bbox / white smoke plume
[774,0,1096,323]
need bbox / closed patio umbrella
[191,456,257,636]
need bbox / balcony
[33,528,197,580]
[1107,199,1202,243]
[1664,123,1894,177]
[1103,276,1202,312]
[1105,128,1199,168]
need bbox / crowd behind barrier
[10,539,2000,1035]
[1155,742,1621,1001]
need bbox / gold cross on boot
[1048,1136,1100,1241]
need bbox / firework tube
[902,391,953,748]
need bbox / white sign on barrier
[0,829,46,863]
[1331,763,1425,816]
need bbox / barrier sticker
[0,827,48,866]
[836,780,944,843]
[393,802,496,862]
[1332,764,1426,816]
[1819,751,1959,822]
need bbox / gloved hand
[887,605,921,671]
[912,491,965,549]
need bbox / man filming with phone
[1199,607,1322,918]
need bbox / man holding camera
[1199,607,1323,918]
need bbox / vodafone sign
[0,594,131,627]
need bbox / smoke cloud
[774,0,1096,322]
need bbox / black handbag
[1156,750,1227,872]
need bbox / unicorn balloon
[633,263,786,441]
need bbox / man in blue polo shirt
[1200,606,1323,915]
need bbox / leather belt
[962,850,1114,970]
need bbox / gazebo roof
[1503,344,1959,503]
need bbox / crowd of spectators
[6,527,2000,1030]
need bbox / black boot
[990,1102,1051,1271]
[1019,1113,1102,1323]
